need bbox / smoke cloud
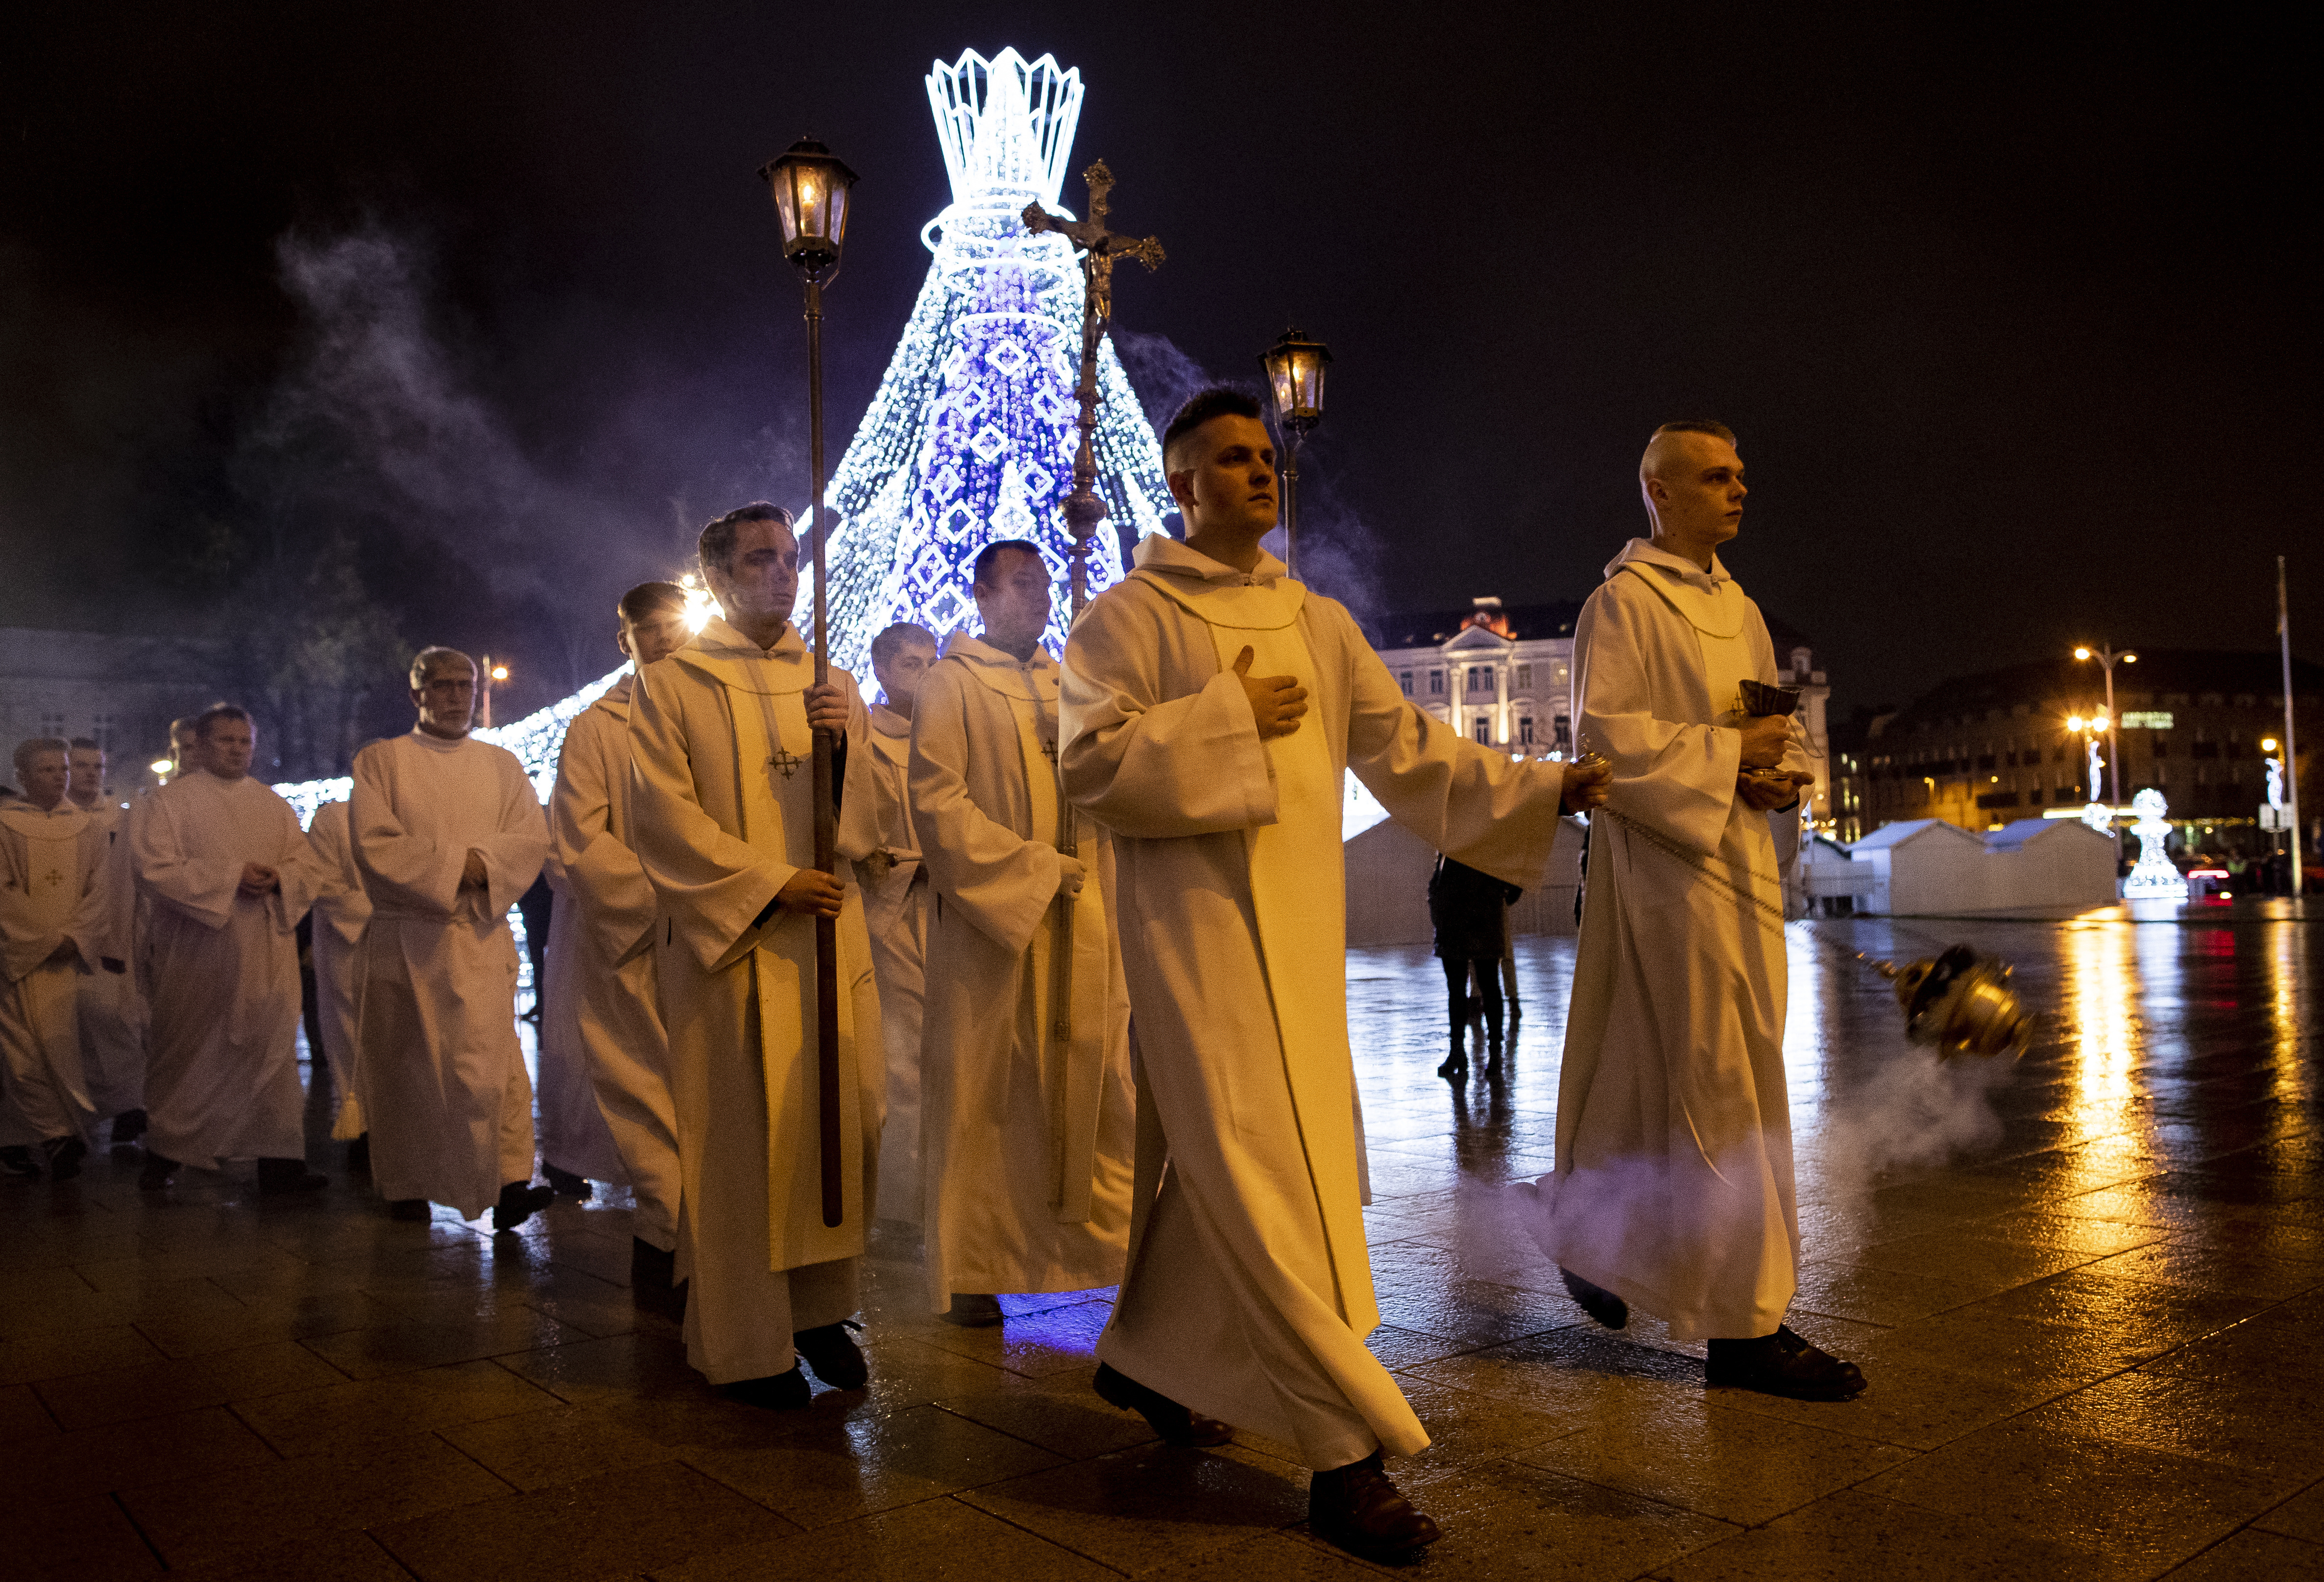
[1808,1050,2014,1193]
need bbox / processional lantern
[759,133,859,1229]
[1260,327,1332,580]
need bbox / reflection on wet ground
[4,903,2319,1578]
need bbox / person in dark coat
[1428,855,1520,1079]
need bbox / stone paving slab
[2,905,2320,1578]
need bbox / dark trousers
[1440,956,1504,1051]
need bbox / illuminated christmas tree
[801,46,1173,676]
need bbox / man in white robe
[69,737,147,1146]
[130,706,325,1194]
[1059,389,1609,1559]
[629,503,881,1408]
[910,543,1135,1328]
[305,797,371,1152]
[0,738,110,1179]
[1522,421,1863,1401]
[836,621,935,1229]
[545,580,690,1296]
[352,647,553,1229]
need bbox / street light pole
[1260,329,1331,583]
[2280,556,2305,893]
[762,135,859,1230]
[2075,642,2137,808]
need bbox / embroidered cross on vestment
[769,747,806,780]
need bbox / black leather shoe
[543,1163,593,1199]
[41,1136,87,1181]
[1435,1054,1467,1080]
[941,1293,1005,1327]
[139,1151,179,1190]
[492,1179,556,1232]
[256,1157,328,1195]
[1092,1363,1234,1447]
[0,1145,39,1178]
[794,1320,869,1389]
[1706,1328,1866,1400]
[1309,1450,1442,1559]
[388,1198,432,1221]
[1560,1267,1629,1330]
[722,1367,811,1410]
[110,1108,148,1147]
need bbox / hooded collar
[869,702,912,740]
[1604,538,1746,639]
[1133,531,1289,587]
[1130,533,1306,630]
[943,630,1057,703]
[587,672,635,723]
[0,800,86,838]
[673,616,810,695]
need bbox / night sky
[6,3,2315,730]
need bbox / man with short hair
[1523,421,1861,1400]
[352,647,554,1229]
[909,543,1137,1330]
[1060,387,1609,1560]
[0,738,111,1179]
[838,620,937,1227]
[130,705,325,1193]
[542,581,691,1295]
[629,504,881,1406]
[68,737,147,1144]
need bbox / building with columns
[1369,596,1834,827]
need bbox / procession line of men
[0,391,1860,1563]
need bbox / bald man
[1522,420,1860,1400]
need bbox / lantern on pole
[759,134,859,1229]
[1260,327,1331,580]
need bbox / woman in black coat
[1428,855,1520,1079]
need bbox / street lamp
[761,133,858,1230]
[1260,327,1331,581]
[2074,643,2136,807]
[478,654,508,728]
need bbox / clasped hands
[239,862,282,897]
[1736,716,1811,811]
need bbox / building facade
[1370,597,1835,826]
[0,628,227,797]
[1859,648,2322,855]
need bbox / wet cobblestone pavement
[5,902,2319,1579]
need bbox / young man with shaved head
[131,705,324,1194]
[1059,387,1609,1560]
[541,581,693,1297]
[838,619,938,1227]
[351,647,554,1229]
[907,541,1137,1332]
[1522,421,1862,1401]
[628,504,881,1407]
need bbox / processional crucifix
[1021,162,1162,1206]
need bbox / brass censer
[1863,944,2033,1060]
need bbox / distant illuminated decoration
[2119,710,2172,730]
[796,47,1172,676]
[2120,787,2188,900]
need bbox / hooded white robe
[628,618,882,1385]
[1059,535,1568,1470]
[836,700,928,1226]
[74,803,146,1120]
[0,802,107,1145]
[305,799,372,1137]
[545,673,681,1251]
[909,633,1134,1310]
[351,729,549,1218]
[1520,539,1810,1342]
[130,770,320,1167]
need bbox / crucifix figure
[1022,159,1164,621]
[770,746,807,780]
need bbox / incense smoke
[1809,1050,2014,1193]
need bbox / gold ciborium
[1864,945,2033,1060]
